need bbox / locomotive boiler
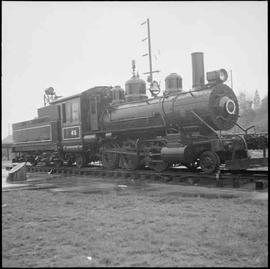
[12,52,248,173]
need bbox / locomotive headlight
[207,69,228,84]
[218,69,228,83]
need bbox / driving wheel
[101,142,120,169]
[120,140,140,170]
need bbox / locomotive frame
[12,52,256,174]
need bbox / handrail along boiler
[12,52,249,173]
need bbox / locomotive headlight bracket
[206,69,228,84]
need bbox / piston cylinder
[191,52,205,88]
[160,146,187,163]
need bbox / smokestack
[191,52,205,88]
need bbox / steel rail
[26,165,268,189]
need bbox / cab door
[60,98,81,141]
[89,96,99,131]
[57,105,62,141]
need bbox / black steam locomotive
[12,52,249,173]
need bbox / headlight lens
[218,69,228,82]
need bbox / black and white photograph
[2,1,268,267]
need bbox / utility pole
[146,18,153,82]
[141,18,159,83]
[230,70,233,89]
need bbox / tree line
[234,90,268,133]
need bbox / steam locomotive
[12,52,249,173]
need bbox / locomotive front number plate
[63,126,80,140]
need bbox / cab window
[61,99,80,123]
[72,102,79,121]
[62,104,66,123]
[66,103,72,122]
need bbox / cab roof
[50,93,81,104]
[50,86,112,104]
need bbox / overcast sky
[2,1,268,138]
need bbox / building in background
[2,135,14,161]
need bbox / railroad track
[26,165,268,190]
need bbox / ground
[2,167,268,267]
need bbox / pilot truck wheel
[199,151,220,174]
